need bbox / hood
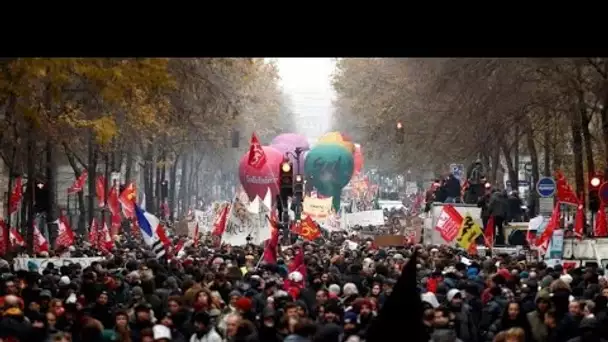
[431,328,462,342]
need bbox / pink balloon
[271,143,305,175]
[271,133,310,151]
[239,146,284,203]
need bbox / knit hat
[344,311,358,324]
[328,284,341,296]
[446,289,462,302]
[343,283,358,296]
[153,324,171,341]
[235,297,253,312]
[59,276,71,286]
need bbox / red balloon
[239,146,284,203]
[354,144,364,174]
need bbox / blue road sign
[537,177,556,198]
[450,163,465,181]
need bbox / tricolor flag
[134,204,166,259]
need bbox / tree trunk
[169,153,179,221]
[25,133,36,255]
[144,145,155,212]
[46,141,58,249]
[155,153,162,215]
[64,149,86,233]
[124,150,133,182]
[500,137,518,191]
[526,124,540,217]
[580,97,595,175]
[571,104,586,199]
[87,134,98,229]
[544,127,551,176]
[178,152,189,217]
[490,145,500,186]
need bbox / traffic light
[161,180,169,199]
[34,182,50,213]
[293,174,304,220]
[589,174,602,212]
[396,121,404,144]
[280,159,293,199]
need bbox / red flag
[284,248,307,291]
[156,225,171,248]
[88,218,99,246]
[555,170,578,205]
[595,200,608,237]
[33,225,49,254]
[118,183,137,218]
[96,176,106,208]
[535,203,560,254]
[434,205,463,242]
[574,197,585,239]
[247,133,267,169]
[299,215,321,241]
[67,170,88,195]
[485,216,495,247]
[212,205,229,236]
[9,177,22,215]
[56,215,75,248]
[263,219,280,264]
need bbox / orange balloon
[317,131,355,154]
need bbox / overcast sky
[275,58,336,142]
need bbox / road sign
[537,177,556,198]
[450,163,465,181]
[599,182,608,203]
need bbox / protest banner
[14,257,103,273]
[344,210,385,228]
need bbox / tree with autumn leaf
[332,58,608,221]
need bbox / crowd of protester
[1,225,607,342]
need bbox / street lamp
[281,162,292,173]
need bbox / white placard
[344,210,385,228]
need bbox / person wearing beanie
[527,292,551,342]
[152,324,171,342]
[190,311,222,342]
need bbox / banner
[455,213,483,250]
[222,199,270,246]
[14,257,103,273]
[344,210,385,228]
[303,196,333,221]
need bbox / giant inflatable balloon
[239,146,284,203]
[271,142,306,175]
[271,133,310,152]
[304,143,354,211]
[317,131,355,154]
[353,143,363,174]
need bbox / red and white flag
[56,215,75,248]
[88,218,100,246]
[96,176,106,208]
[101,221,114,252]
[10,228,24,247]
[247,133,267,169]
[33,226,49,254]
[434,205,463,242]
[67,170,88,195]
[535,203,560,254]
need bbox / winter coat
[527,310,549,342]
